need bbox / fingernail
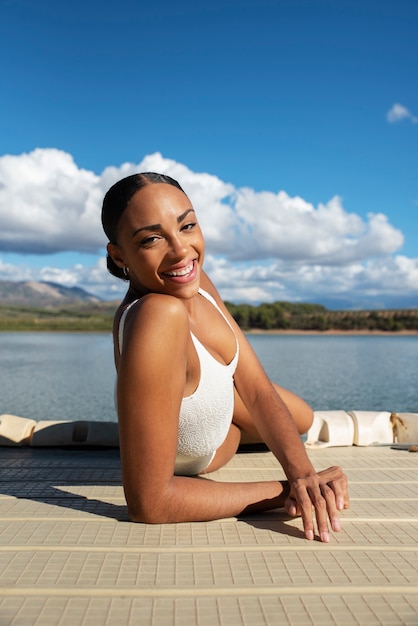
[306,530,314,541]
[332,518,341,531]
[321,531,330,543]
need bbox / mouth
[163,261,195,277]
[161,260,198,283]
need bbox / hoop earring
[123,266,130,278]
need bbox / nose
[168,234,188,258]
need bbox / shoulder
[125,292,188,331]
[120,293,190,357]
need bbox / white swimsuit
[117,288,239,475]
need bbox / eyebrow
[131,209,195,238]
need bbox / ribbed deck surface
[1,445,417,625]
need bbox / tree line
[0,301,417,332]
[224,301,418,332]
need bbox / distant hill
[0,280,101,307]
[0,280,417,333]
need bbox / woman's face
[108,183,205,299]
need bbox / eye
[140,234,161,247]
[181,222,197,232]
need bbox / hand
[285,466,349,542]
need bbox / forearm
[127,476,290,524]
[248,385,316,481]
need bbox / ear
[107,242,125,269]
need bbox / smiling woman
[105,178,203,300]
[100,172,349,540]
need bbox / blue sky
[0,0,417,308]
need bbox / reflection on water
[0,332,417,422]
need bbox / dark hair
[101,172,185,280]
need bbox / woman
[102,172,349,541]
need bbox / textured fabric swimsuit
[117,288,239,475]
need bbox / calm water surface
[0,332,417,422]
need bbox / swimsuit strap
[196,288,239,359]
[118,299,140,355]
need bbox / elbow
[128,507,171,525]
[126,489,176,525]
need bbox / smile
[163,261,195,278]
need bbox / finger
[284,496,301,518]
[321,483,342,533]
[293,482,316,541]
[329,479,350,511]
[327,476,350,511]
[306,483,331,543]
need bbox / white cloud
[387,103,418,124]
[0,148,405,263]
[204,254,418,307]
[0,148,416,308]
[0,149,104,253]
[230,190,403,263]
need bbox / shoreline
[244,329,418,336]
[1,327,417,336]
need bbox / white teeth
[165,262,193,277]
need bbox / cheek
[131,253,162,278]
[195,229,205,250]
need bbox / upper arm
[116,294,190,518]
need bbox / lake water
[0,332,417,423]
